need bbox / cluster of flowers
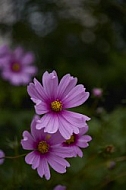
[21,71,92,180]
[0,45,37,85]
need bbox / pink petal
[0,150,5,165]
[0,56,10,66]
[78,125,89,135]
[36,114,52,130]
[13,47,23,60]
[77,141,89,148]
[37,157,50,180]
[27,83,43,100]
[44,114,59,133]
[57,74,77,99]
[34,78,48,100]
[0,45,10,56]
[25,151,36,164]
[21,52,35,65]
[58,116,73,139]
[21,131,35,150]
[48,131,65,145]
[31,115,45,141]
[35,101,49,115]
[61,110,86,128]
[32,153,40,169]
[51,145,73,158]
[73,146,83,157]
[79,135,92,142]
[27,78,47,101]
[23,66,37,74]
[63,85,89,108]
[77,135,92,148]
[48,154,69,173]
[42,71,58,99]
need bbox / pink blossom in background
[53,185,66,190]
[0,150,5,165]
[92,88,103,98]
[0,45,10,68]
[27,71,90,139]
[62,125,92,157]
[21,116,72,180]
[0,46,37,85]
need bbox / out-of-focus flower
[0,45,10,68]
[62,125,92,157]
[106,161,116,170]
[27,71,90,139]
[92,88,103,98]
[105,145,115,154]
[21,116,72,180]
[53,185,66,190]
[0,150,5,165]
[0,46,37,85]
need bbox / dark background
[0,0,126,189]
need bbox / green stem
[0,153,26,159]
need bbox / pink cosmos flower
[53,185,66,190]
[21,116,71,180]
[62,125,92,157]
[27,71,90,139]
[0,46,37,85]
[0,149,5,165]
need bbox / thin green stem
[0,153,26,159]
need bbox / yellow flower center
[37,141,49,154]
[12,63,21,72]
[65,135,75,145]
[51,100,62,112]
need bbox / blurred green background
[0,0,126,189]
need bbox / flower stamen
[51,100,62,112]
[66,135,75,145]
[11,62,21,72]
[38,141,49,154]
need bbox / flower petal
[13,47,23,60]
[77,135,92,148]
[58,115,73,139]
[21,131,35,150]
[21,52,35,65]
[25,151,36,164]
[36,114,52,130]
[35,101,49,115]
[34,78,48,99]
[48,154,70,173]
[27,78,47,101]
[57,74,77,99]
[61,110,88,128]
[78,125,89,135]
[73,146,83,157]
[63,85,89,108]
[0,150,5,165]
[32,152,40,169]
[31,115,46,141]
[48,131,65,145]
[44,114,59,133]
[42,71,58,99]
[51,145,73,158]
[0,45,10,56]
[23,66,37,74]
[37,157,50,180]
